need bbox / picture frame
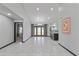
[62,17,71,34]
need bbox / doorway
[31,24,47,37]
[14,22,23,42]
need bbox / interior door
[37,27,42,36]
[41,26,44,36]
[14,22,23,42]
[31,24,47,37]
[34,26,43,36]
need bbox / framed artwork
[62,17,71,33]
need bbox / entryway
[31,24,47,37]
[14,22,23,42]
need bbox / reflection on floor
[0,37,72,56]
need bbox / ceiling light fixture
[36,8,40,11]
[58,7,63,12]
[48,17,50,19]
[7,13,11,16]
[38,24,42,25]
[50,8,53,11]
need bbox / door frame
[31,24,47,37]
[14,22,23,42]
[33,26,45,36]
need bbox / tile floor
[0,37,73,56]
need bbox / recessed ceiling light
[7,13,11,16]
[48,17,50,19]
[58,7,63,12]
[36,8,39,11]
[38,24,42,25]
[50,8,53,11]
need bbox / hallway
[0,37,72,56]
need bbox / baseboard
[58,43,77,56]
[0,41,15,49]
[22,36,31,43]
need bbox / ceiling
[2,3,78,24]
[0,4,23,20]
[2,3,60,24]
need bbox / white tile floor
[0,37,72,56]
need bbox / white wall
[47,25,50,36]
[0,15,14,48]
[58,4,79,55]
[23,18,31,41]
[2,4,31,41]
